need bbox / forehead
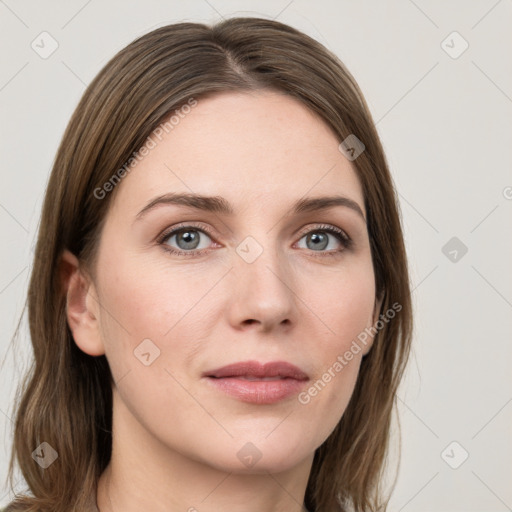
[111,90,364,217]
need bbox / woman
[4,17,412,512]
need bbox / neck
[95,388,313,512]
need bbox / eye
[158,223,215,257]
[157,222,352,258]
[295,224,352,255]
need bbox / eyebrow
[135,193,366,222]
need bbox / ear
[361,290,385,357]
[60,249,105,356]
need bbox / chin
[198,434,314,475]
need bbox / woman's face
[84,90,379,474]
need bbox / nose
[226,241,298,333]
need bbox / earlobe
[60,249,105,356]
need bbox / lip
[202,360,309,405]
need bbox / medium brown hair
[4,17,412,512]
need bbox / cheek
[96,248,222,350]
[298,256,376,348]
[93,247,232,415]
[93,255,211,440]
[292,260,375,431]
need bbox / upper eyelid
[296,223,347,237]
[158,221,213,237]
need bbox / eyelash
[156,222,353,259]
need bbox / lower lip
[205,377,307,404]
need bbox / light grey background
[1,1,511,510]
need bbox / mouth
[202,360,309,404]
[204,360,309,380]
[225,375,290,381]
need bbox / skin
[62,90,382,512]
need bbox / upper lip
[204,360,309,380]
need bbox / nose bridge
[228,233,297,329]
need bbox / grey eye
[164,228,212,251]
[297,230,343,252]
